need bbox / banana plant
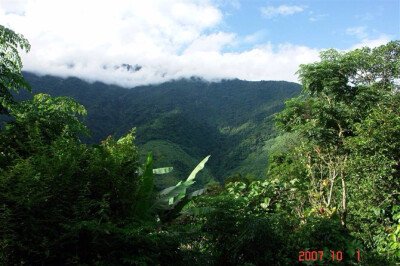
[133,153,155,219]
[153,155,210,222]
[134,153,210,222]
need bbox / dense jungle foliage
[1,25,400,265]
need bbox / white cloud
[0,0,28,15]
[261,5,304,19]
[355,7,384,22]
[345,26,392,50]
[309,14,328,22]
[183,32,235,53]
[0,0,393,88]
[350,35,392,50]
[243,30,268,44]
[355,13,375,21]
[215,0,241,9]
[346,26,368,39]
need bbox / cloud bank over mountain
[0,0,393,87]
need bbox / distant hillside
[17,72,302,186]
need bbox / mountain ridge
[17,72,302,186]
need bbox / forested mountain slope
[19,72,301,184]
[2,26,399,264]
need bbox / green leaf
[133,153,154,219]
[188,188,206,198]
[153,155,210,213]
[373,207,381,216]
[186,155,210,182]
[153,167,173,175]
[395,225,400,235]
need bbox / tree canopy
[271,40,400,261]
[0,25,31,113]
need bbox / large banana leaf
[134,154,210,221]
[186,155,210,182]
[152,155,210,211]
[158,188,208,222]
[133,153,154,219]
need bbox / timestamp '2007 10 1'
[299,250,360,262]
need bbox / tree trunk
[340,154,348,228]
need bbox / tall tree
[273,41,400,231]
[0,25,31,114]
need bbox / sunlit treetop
[297,40,400,99]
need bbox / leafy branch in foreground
[0,25,31,113]
[0,93,89,167]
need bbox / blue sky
[0,0,398,87]
[219,0,398,51]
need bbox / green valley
[17,73,301,186]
